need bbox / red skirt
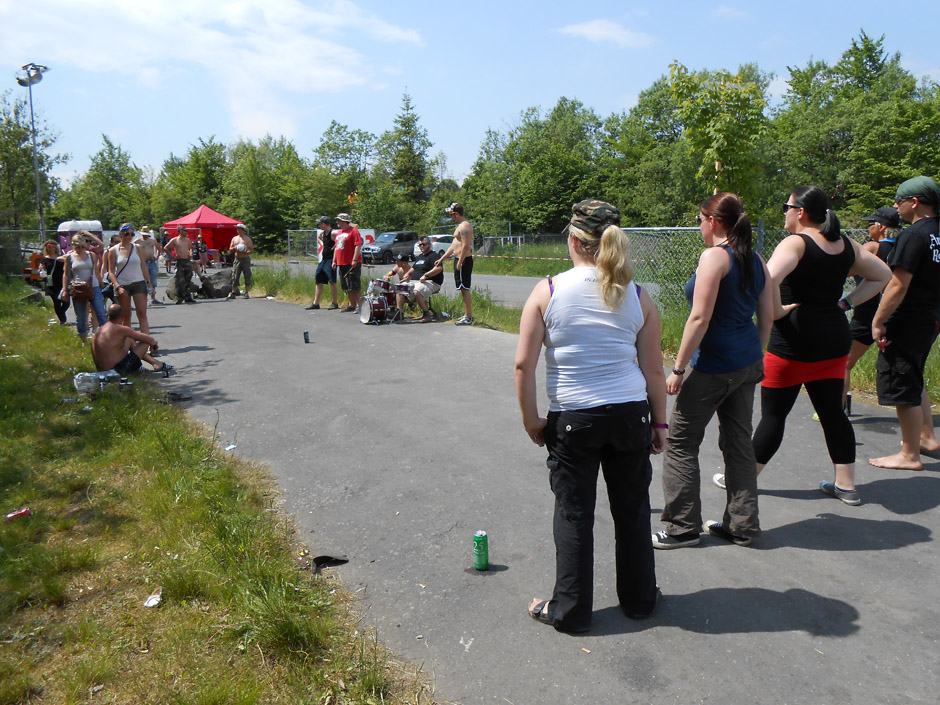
[761,350,848,388]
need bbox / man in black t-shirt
[307,216,339,310]
[393,237,444,323]
[870,176,940,470]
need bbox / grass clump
[0,280,435,704]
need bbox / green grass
[0,281,434,704]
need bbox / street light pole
[16,63,49,240]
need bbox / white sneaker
[713,473,726,490]
[455,316,474,326]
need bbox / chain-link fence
[488,226,869,310]
[0,230,46,279]
[286,230,320,261]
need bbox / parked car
[413,234,454,257]
[362,231,419,263]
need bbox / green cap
[565,199,621,236]
[896,176,940,207]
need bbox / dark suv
[362,231,419,264]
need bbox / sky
[2,0,939,192]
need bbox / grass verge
[0,281,434,704]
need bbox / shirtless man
[166,225,196,304]
[91,304,169,374]
[228,223,253,300]
[436,202,475,325]
[138,227,163,304]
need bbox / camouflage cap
[336,212,351,223]
[564,199,621,236]
[896,176,940,207]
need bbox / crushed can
[303,331,310,344]
[6,507,32,521]
[473,530,489,571]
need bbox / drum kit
[360,278,410,324]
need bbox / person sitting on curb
[91,304,171,375]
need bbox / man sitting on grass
[92,304,170,374]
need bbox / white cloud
[0,0,419,140]
[710,6,748,20]
[557,19,655,49]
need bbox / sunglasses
[696,214,709,224]
[782,203,801,213]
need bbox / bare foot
[919,438,940,453]
[869,453,923,471]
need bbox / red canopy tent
[163,205,243,252]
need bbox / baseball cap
[563,199,621,236]
[318,215,331,225]
[396,253,409,262]
[336,213,351,223]
[861,207,900,228]
[895,176,940,207]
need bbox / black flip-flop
[528,599,552,625]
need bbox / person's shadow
[587,587,859,637]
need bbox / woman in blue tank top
[653,193,776,549]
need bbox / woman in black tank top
[749,186,890,507]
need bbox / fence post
[757,219,764,256]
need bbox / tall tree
[504,98,603,232]
[59,135,150,229]
[669,62,770,206]
[0,90,65,230]
[375,92,432,204]
[150,137,229,223]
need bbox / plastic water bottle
[73,373,99,395]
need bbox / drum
[368,278,393,296]
[359,295,388,324]
[394,282,413,296]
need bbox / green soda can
[473,530,489,571]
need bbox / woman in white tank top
[515,199,667,633]
[61,233,107,341]
[107,223,153,334]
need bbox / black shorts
[454,256,473,290]
[876,320,939,407]
[113,349,142,375]
[849,317,874,346]
[339,263,362,291]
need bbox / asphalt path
[146,271,940,705]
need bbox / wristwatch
[672,367,686,376]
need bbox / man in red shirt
[332,213,363,312]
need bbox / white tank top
[114,244,143,285]
[68,252,101,288]
[543,266,647,411]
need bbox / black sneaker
[305,303,320,310]
[327,302,339,310]
[705,520,751,546]
[651,530,700,549]
[420,310,433,323]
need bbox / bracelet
[838,297,853,312]
[651,422,669,429]
[672,367,686,376]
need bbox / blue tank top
[685,246,765,374]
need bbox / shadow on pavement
[858,475,940,514]
[585,587,859,637]
[760,512,931,551]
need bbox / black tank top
[768,233,856,362]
